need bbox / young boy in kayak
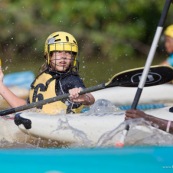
[0,31,95,114]
[161,24,173,66]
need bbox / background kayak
[92,83,173,105]
[3,71,35,89]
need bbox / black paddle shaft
[0,83,105,116]
[131,0,172,109]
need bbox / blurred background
[0,0,173,87]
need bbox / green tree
[0,0,172,65]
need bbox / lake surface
[3,55,164,87]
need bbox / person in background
[125,25,173,134]
[125,109,173,134]
[161,25,173,66]
[0,31,95,114]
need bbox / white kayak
[0,115,64,148]
[4,71,35,89]
[92,83,173,105]
[145,106,173,121]
[16,101,173,147]
[0,115,37,146]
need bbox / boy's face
[49,51,74,71]
[165,36,173,54]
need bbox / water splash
[51,116,92,147]
[86,99,121,116]
[97,118,173,147]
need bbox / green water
[2,55,164,87]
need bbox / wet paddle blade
[105,65,173,88]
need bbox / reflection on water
[0,139,36,149]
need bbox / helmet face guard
[44,32,78,70]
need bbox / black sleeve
[70,76,86,89]
[55,75,86,112]
[60,75,86,94]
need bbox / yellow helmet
[44,31,78,66]
[164,25,173,38]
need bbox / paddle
[118,0,173,147]
[0,65,173,116]
[131,0,172,109]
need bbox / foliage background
[0,0,173,84]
